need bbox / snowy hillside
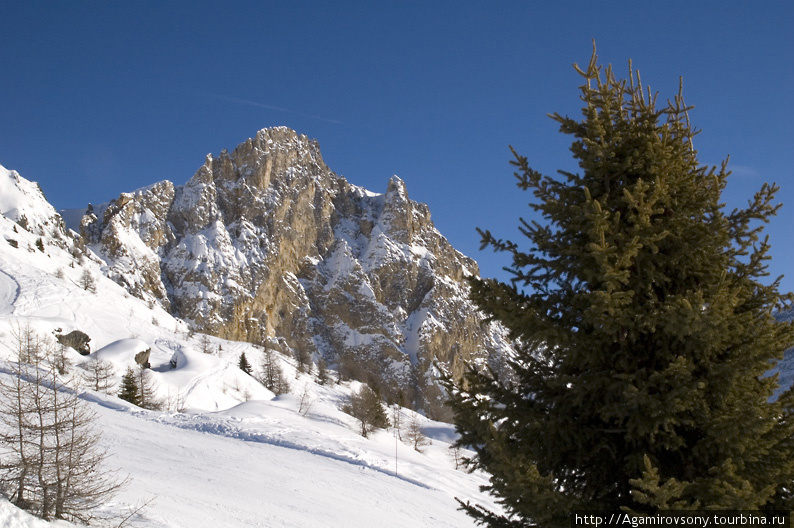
[76,128,514,416]
[0,165,59,230]
[0,166,497,526]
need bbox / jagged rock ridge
[80,127,510,415]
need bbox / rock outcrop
[55,330,91,355]
[80,127,511,416]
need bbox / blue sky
[2,2,793,293]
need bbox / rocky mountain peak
[79,127,511,417]
[213,127,325,191]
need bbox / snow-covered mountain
[73,127,511,417]
[0,161,499,526]
[3,134,794,526]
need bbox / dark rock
[134,349,151,369]
[56,330,91,355]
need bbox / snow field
[0,175,497,526]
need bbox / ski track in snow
[149,411,434,490]
[176,361,231,409]
[84,383,437,492]
[0,267,20,315]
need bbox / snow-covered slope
[0,165,497,526]
[0,164,59,232]
[2,146,794,526]
[78,128,513,417]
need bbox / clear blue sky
[2,2,792,293]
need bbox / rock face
[55,330,92,355]
[81,127,511,415]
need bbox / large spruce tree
[445,46,794,526]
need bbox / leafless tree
[198,334,213,355]
[404,412,430,453]
[298,384,315,417]
[448,445,465,471]
[80,357,116,394]
[0,325,39,511]
[0,324,125,523]
[316,358,329,385]
[136,366,164,411]
[52,342,71,375]
[165,385,186,413]
[391,405,403,441]
[79,268,96,292]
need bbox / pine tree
[444,45,794,525]
[238,352,253,375]
[118,367,141,406]
[257,348,290,395]
[316,358,329,385]
[294,344,311,375]
[343,385,390,438]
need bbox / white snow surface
[0,165,57,226]
[0,170,497,526]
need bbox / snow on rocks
[0,170,501,525]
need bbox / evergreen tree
[343,385,390,438]
[257,348,290,395]
[238,352,253,375]
[118,367,141,406]
[294,344,311,375]
[316,358,329,385]
[444,45,794,526]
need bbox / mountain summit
[78,127,510,416]
[0,153,500,527]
